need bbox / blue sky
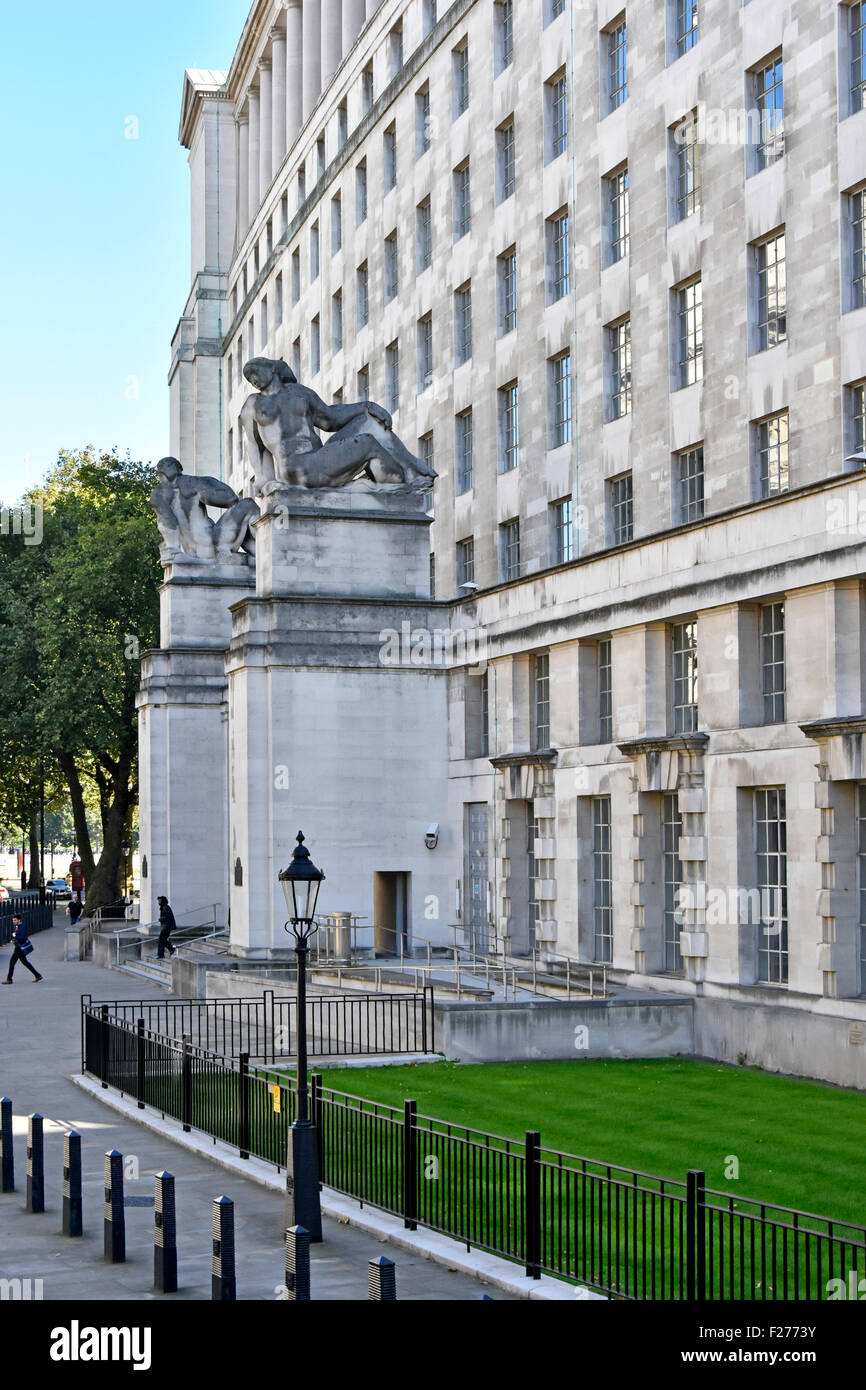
[0,0,251,502]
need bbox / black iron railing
[0,893,55,942]
[81,999,866,1300]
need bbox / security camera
[845,451,866,470]
[424,823,439,850]
[458,582,480,592]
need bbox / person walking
[2,916,43,983]
[156,895,176,959]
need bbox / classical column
[258,59,273,198]
[237,113,250,235]
[271,30,287,174]
[343,0,366,52]
[302,0,322,122]
[321,0,342,90]
[247,86,260,222]
[286,1,304,149]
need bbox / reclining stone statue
[150,457,259,561]
[238,357,437,498]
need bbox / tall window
[592,797,613,962]
[671,620,698,733]
[533,654,550,749]
[676,279,703,388]
[499,382,519,472]
[500,518,521,580]
[316,134,326,180]
[297,167,306,208]
[362,63,374,113]
[423,0,437,37]
[499,250,517,335]
[548,74,568,158]
[607,19,628,112]
[355,160,367,224]
[607,166,630,263]
[429,553,435,599]
[386,341,399,413]
[857,785,866,993]
[384,231,399,301]
[497,120,516,202]
[420,434,434,513]
[417,198,432,272]
[453,162,471,239]
[260,296,268,348]
[274,274,283,327]
[550,352,573,447]
[528,805,541,937]
[663,793,684,972]
[331,194,342,254]
[418,314,433,393]
[337,102,348,148]
[549,211,570,301]
[356,262,369,328]
[292,337,301,380]
[756,789,788,985]
[291,248,300,304]
[454,284,472,364]
[331,290,343,353]
[357,364,369,400]
[675,0,699,57]
[481,668,490,757]
[552,498,574,565]
[456,410,473,494]
[453,41,469,118]
[550,0,566,17]
[383,124,397,192]
[495,0,514,72]
[851,189,866,310]
[598,639,612,741]
[456,537,475,588]
[416,87,431,156]
[310,315,320,375]
[754,56,784,170]
[755,232,787,350]
[677,446,705,523]
[609,473,633,545]
[607,318,632,419]
[389,23,403,77]
[756,412,789,497]
[674,113,701,220]
[761,602,786,724]
[850,380,866,456]
[310,222,320,281]
[852,2,866,113]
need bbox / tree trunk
[59,753,95,883]
[27,804,39,889]
[75,753,135,916]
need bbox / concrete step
[112,960,173,990]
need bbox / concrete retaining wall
[434,995,695,1063]
[694,998,866,1090]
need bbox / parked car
[0,885,9,901]
[46,877,71,899]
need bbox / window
[498,250,517,335]
[857,784,866,993]
[671,620,698,733]
[331,194,342,254]
[423,0,437,37]
[756,412,789,496]
[357,364,369,400]
[419,434,435,511]
[247,319,254,362]
[851,188,866,310]
[310,314,320,375]
[598,639,612,741]
[386,340,399,413]
[607,318,632,420]
[534,654,550,749]
[292,337,301,380]
[548,73,568,158]
[310,222,320,281]
[457,537,475,588]
[499,381,519,472]
[481,668,490,757]
[362,63,374,114]
[337,102,348,148]
[454,283,472,364]
[677,446,705,523]
[258,296,266,351]
[552,498,574,564]
[389,23,403,78]
[456,410,473,494]
[291,248,300,305]
[550,352,573,447]
[356,262,369,328]
[418,314,433,393]
[550,0,566,18]
[609,472,633,545]
[497,120,515,202]
[663,794,684,972]
[548,210,570,301]
[675,278,703,388]
[850,380,866,457]
[754,56,784,171]
[384,231,399,302]
[332,290,343,353]
[761,602,786,723]
[453,41,469,118]
[592,797,613,962]
[281,193,289,234]
[495,0,514,72]
[756,788,788,985]
[851,2,866,114]
[500,518,520,580]
[606,166,629,263]
[274,274,283,329]
[754,232,786,351]
[416,86,431,156]
[607,19,628,112]
[417,198,433,272]
[297,166,306,208]
[674,112,701,220]
[383,124,397,192]
[453,162,471,240]
[316,135,326,180]
[429,553,435,598]
[355,160,367,224]
[675,0,698,58]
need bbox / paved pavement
[0,915,509,1301]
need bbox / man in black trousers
[2,916,43,982]
[156,895,177,959]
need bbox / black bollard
[212,1196,236,1300]
[103,1149,125,1262]
[368,1254,397,1300]
[284,1224,311,1301]
[26,1114,44,1213]
[154,1171,177,1294]
[62,1131,83,1236]
[0,1097,13,1193]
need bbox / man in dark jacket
[3,916,43,982]
[156,896,176,959]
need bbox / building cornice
[799,716,866,740]
[617,735,709,758]
[489,750,559,769]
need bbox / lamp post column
[285,924,322,1241]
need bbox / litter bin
[331,912,353,961]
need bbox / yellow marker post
[272,1084,282,1114]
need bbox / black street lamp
[278,830,325,1242]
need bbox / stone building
[150,0,866,1079]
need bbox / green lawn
[317,1057,866,1226]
